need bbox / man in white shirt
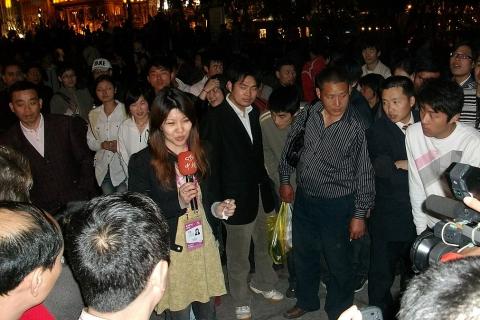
[406,78,480,235]
[361,39,391,79]
[66,193,170,320]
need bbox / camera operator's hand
[337,305,362,320]
[464,196,480,212]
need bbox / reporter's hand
[349,218,365,240]
[178,182,198,207]
[214,199,236,219]
[279,184,294,203]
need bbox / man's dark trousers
[293,189,355,320]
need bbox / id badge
[185,218,204,251]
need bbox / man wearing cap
[91,58,113,80]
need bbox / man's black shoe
[283,306,308,319]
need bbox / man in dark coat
[366,76,418,319]
[0,81,96,213]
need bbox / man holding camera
[406,78,480,235]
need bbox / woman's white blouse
[87,101,127,186]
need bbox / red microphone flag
[178,151,197,176]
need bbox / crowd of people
[1,22,480,320]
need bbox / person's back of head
[0,201,63,319]
[399,257,480,320]
[0,146,32,202]
[66,192,169,317]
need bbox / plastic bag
[268,202,292,264]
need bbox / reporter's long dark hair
[149,88,208,189]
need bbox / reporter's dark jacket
[128,147,220,252]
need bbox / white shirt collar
[395,112,414,133]
[458,74,472,87]
[78,309,108,320]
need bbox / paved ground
[151,266,381,320]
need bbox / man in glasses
[449,42,478,129]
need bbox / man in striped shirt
[280,67,375,320]
[449,42,478,129]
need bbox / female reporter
[128,88,235,320]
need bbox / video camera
[411,162,480,272]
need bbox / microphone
[425,195,480,223]
[177,151,198,212]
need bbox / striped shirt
[279,101,375,219]
[458,75,478,129]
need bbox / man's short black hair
[417,78,463,121]
[381,76,415,98]
[315,66,349,90]
[399,257,480,320]
[202,52,224,68]
[66,192,170,313]
[360,37,381,52]
[274,57,296,72]
[268,85,300,115]
[0,201,63,295]
[147,56,176,73]
[225,58,260,87]
[8,80,39,102]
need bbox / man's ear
[39,98,43,110]
[450,114,461,124]
[150,260,168,295]
[275,70,280,80]
[226,81,233,93]
[377,50,382,57]
[203,65,209,75]
[315,87,321,100]
[9,102,14,113]
[409,96,416,108]
[30,268,44,297]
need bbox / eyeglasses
[450,52,473,60]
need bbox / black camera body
[411,163,480,272]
